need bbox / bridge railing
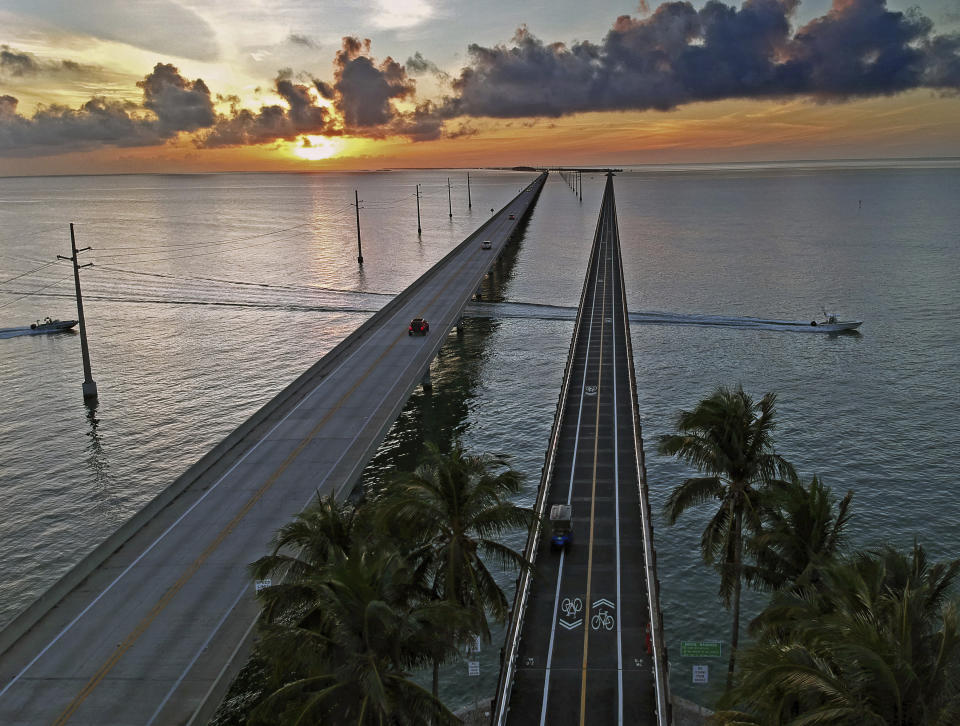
[491,176,605,724]
[613,194,673,724]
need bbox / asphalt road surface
[503,173,657,726]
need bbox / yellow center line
[49,200,524,724]
[579,209,610,725]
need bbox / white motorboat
[802,311,862,332]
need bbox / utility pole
[467,172,472,209]
[447,177,452,218]
[58,223,97,399]
[354,189,364,265]
[416,184,422,235]
[579,170,583,201]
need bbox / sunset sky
[1,0,958,174]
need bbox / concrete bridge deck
[494,173,669,725]
[0,172,547,725]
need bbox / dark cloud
[314,79,335,100]
[333,37,415,128]
[198,72,334,147]
[137,63,215,136]
[445,0,960,119]
[288,34,319,48]
[405,51,440,76]
[1,46,39,76]
[0,45,104,78]
[0,96,164,156]
[0,63,215,156]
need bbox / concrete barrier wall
[0,172,546,661]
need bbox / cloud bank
[1,0,957,157]
[446,0,960,119]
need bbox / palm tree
[249,493,367,623]
[375,441,535,699]
[718,543,960,725]
[658,384,796,687]
[250,549,462,725]
[745,476,853,594]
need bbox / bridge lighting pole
[447,177,453,218]
[58,223,97,399]
[467,172,472,209]
[416,184,422,235]
[354,189,364,265]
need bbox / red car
[508,214,516,220]
[408,318,429,336]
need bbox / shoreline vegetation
[660,385,960,724]
[212,382,960,724]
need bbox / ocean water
[1,161,958,709]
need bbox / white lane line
[540,199,607,726]
[144,584,248,726]
[0,200,525,703]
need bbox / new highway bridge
[492,173,669,725]
[0,170,670,725]
[0,174,546,725]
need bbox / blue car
[549,504,572,550]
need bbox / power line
[0,272,73,310]
[0,260,59,287]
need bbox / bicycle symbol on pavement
[561,597,583,617]
[591,609,615,631]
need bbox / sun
[292,135,344,161]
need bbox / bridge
[492,173,670,725]
[0,173,547,725]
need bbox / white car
[481,240,492,250]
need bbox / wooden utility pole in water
[447,178,452,218]
[58,223,97,399]
[416,184,422,235]
[354,189,364,265]
[467,172,472,209]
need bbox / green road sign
[680,641,722,657]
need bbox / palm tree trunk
[727,509,743,690]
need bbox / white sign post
[468,661,480,676]
[254,579,271,592]
[692,665,709,684]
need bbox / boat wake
[465,302,862,333]
[0,326,77,339]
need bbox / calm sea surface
[1,161,958,708]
